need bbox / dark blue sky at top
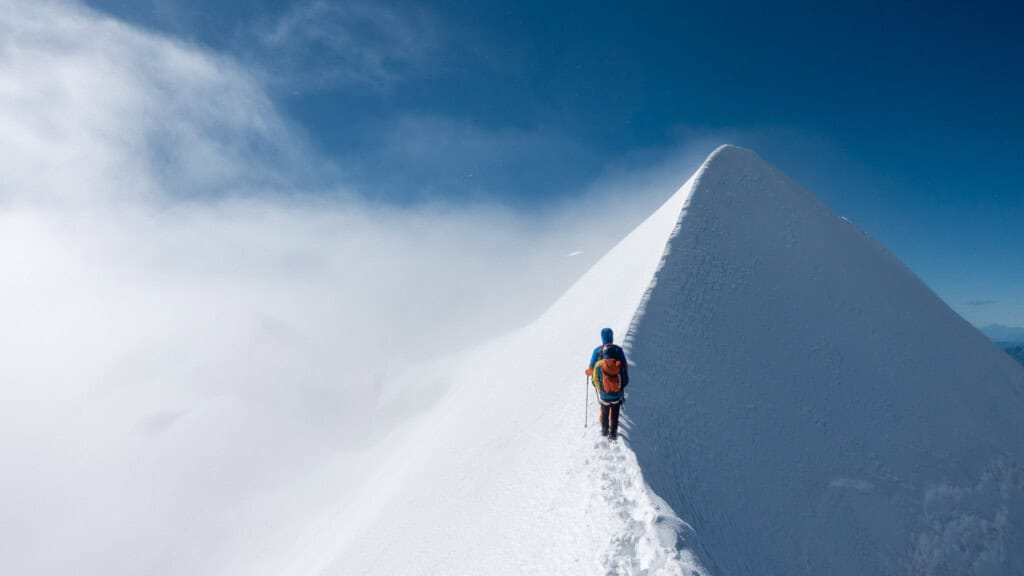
[87,0,1024,325]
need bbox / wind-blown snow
[281,167,709,575]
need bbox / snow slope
[625,146,1024,575]
[283,162,710,576]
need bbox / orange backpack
[601,358,622,393]
[598,344,623,394]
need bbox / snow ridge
[305,145,1024,575]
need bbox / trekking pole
[584,375,589,428]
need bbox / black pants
[599,402,621,436]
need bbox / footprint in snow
[588,433,707,576]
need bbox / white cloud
[250,0,439,91]
[0,0,318,208]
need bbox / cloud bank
[0,1,716,573]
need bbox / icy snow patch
[909,459,1024,576]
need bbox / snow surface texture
[625,146,1024,575]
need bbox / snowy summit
[626,145,1024,575]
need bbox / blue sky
[84,0,1024,326]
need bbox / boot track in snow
[584,429,706,576]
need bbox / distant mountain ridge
[979,323,1024,343]
[997,343,1024,366]
[976,324,1024,366]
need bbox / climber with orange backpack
[585,327,629,440]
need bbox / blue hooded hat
[601,327,614,344]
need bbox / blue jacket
[587,328,629,403]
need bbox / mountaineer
[586,328,629,440]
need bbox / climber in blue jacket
[585,328,629,440]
